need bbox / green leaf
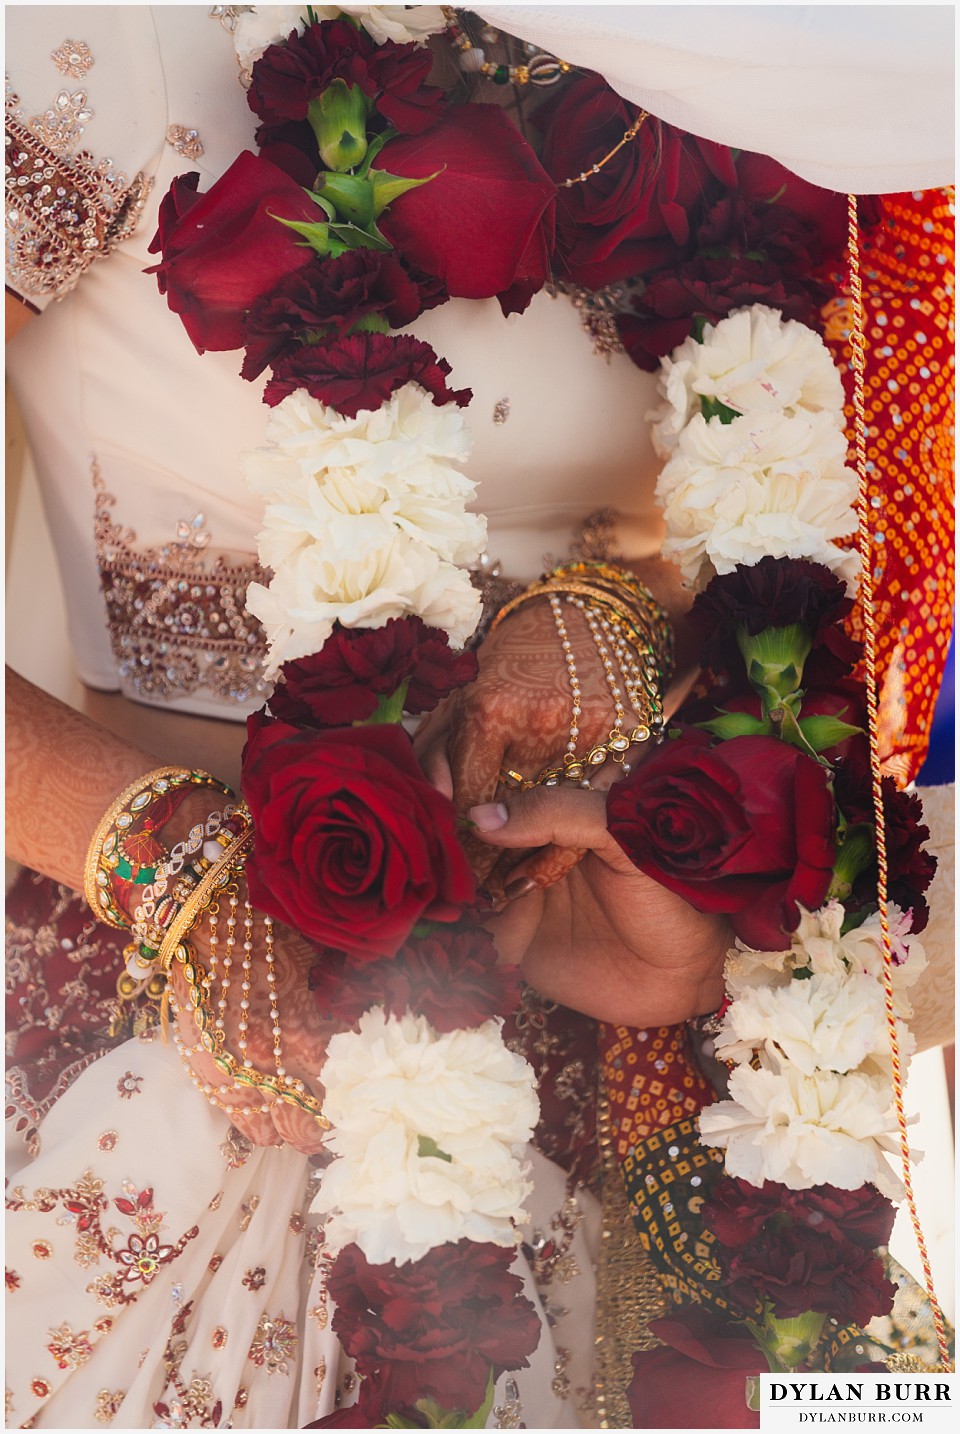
[797,715,864,752]
[317,170,376,226]
[328,220,392,253]
[272,214,334,255]
[695,711,772,740]
[369,165,441,218]
[700,395,742,425]
[690,315,708,343]
[417,1135,453,1163]
[355,128,397,177]
[829,822,875,900]
[768,700,831,766]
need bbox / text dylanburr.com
[760,1374,956,1431]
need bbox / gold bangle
[157,825,254,970]
[83,766,230,928]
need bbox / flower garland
[147,4,943,1422]
[607,306,939,1408]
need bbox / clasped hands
[177,585,728,1152]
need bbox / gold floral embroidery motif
[46,1322,94,1371]
[93,463,272,705]
[5,78,152,301]
[94,1388,125,1425]
[166,124,205,161]
[50,41,95,81]
[247,1312,298,1376]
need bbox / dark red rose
[704,1178,896,1255]
[248,20,443,133]
[606,729,836,950]
[241,250,427,379]
[737,152,863,261]
[270,617,478,727]
[374,106,556,315]
[690,559,854,676]
[254,116,321,187]
[537,75,737,289]
[146,152,323,353]
[628,1307,761,1429]
[328,1241,541,1415]
[149,172,201,286]
[242,715,475,958]
[309,925,521,1031]
[263,331,471,416]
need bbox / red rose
[628,1308,761,1429]
[241,250,428,379]
[242,715,475,958]
[328,1241,541,1415]
[374,106,556,315]
[309,925,521,1032]
[269,616,478,727]
[146,152,323,353]
[537,74,737,289]
[263,331,471,417]
[248,20,444,134]
[606,730,836,950]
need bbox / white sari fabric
[5,1037,600,1429]
[478,5,954,194]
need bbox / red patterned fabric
[598,1022,716,1164]
[825,188,955,785]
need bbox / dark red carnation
[619,190,835,370]
[690,558,854,676]
[703,1178,896,1255]
[537,75,737,289]
[725,1226,895,1326]
[628,1307,762,1429]
[309,925,521,1032]
[146,152,323,352]
[242,715,475,958]
[263,331,471,416]
[835,769,938,932]
[328,1241,540,1415]
[248,20,443,133]
[374,106,556,315]
[606,729,836,950]
[736,152,867,262]
[269,616,477,727]
[241,250,428,378]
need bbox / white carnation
[698,1056,905,1199]
[727,901,926,1018]
[233,5,444,68]
[656,408,860,589]
[242,385,484,672]
[313,1009,539,1265]
[715,970,899,1077]
[650,307,845,457]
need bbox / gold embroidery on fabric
[93,462,272,705]
[50,41,95,81]
[46,1322,95,1370]
[94,1388,125,1424]
[166,124,205,161]
[5,78,152,301]
[247,1312,298,1376]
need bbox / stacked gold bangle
[491,562,673,791]
[83,766,233,928]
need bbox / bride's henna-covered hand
[469,788,730,1028]
[415,555,699,893]
[170,901,336,1156]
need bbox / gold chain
[560,112,648,189]
[847,193,951,1372]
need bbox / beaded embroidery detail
[92,464,272,706]
[50,41,95,81]
[5,74,152,302]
